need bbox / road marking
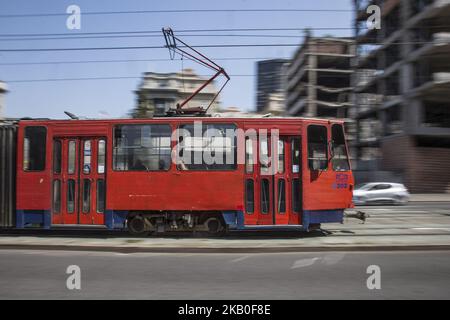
[291,257,320,269]
[322,253,346,265]
[231,255,250,263]
[411,228,450,231]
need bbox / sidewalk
[1,231,450,253]
[410,194,450,202]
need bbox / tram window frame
[261,178,270,214]
[53,140,62,174]
[177,123,237,171]
[307,125,328,171]
[277,140,285,174]
[260,136,270,175]
[245,137,255,174]
[292,178,300,213]
[83,140,92,174]
[113,124,172,172]
[245,179,255,214]
[23,126,47,171]
[96,179,106,213]
[291,138,301,174]
[97,139,106,174]
[277,178,286,214]
[67,179,76,214]
[82,179,91,213]
[68,140,76,175]
[52,179,61,214]
[331,124,350,172]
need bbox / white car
[353,182,410,205]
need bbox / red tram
[0,29,354,234]
[0,117,354,234]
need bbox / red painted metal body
[15,117,354,229]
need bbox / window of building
[23,126,46,171]
[307,125,328,171]
[177,123,237,171]
[159,80,169,88]
[331,124,350,172]
[154,99,167,115]
[113,124,172,171]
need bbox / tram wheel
[205,217,225,236]
[128,216,147,236]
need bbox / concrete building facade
[132,69,221,118]
[286,35,356,141]
[353,0,450,192]
[262,92,286,116]
[256,59,290,113]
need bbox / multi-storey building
[256,59,290,113]
[133,69,221,117]
[286,34,356,141]
[353,0,450,192]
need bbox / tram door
[244,135,302,225]
[51,137,106,225]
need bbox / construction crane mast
[162,27,230,116]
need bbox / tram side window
[261,179,270,214]
[23,126,46,171]
[245,179,254,214]
[53,140,62,174]
[177,123,237,171]
[307,125,328,171]
[331,124,350,172]
[113,124,171,171]
[245,137,255,173]
[291,138,301,173]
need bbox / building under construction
[353,0,450,193]
[286,34,356,143]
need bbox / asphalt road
[1,202,450,239]
[0,249,449,299]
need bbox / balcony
[359,119,382,144]
[409,32,450,62]
[410,0,438,18]
[412,72,450,99]
[354,93,383,117]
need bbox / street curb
[1,244,450,253]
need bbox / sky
[0,0,353,119]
